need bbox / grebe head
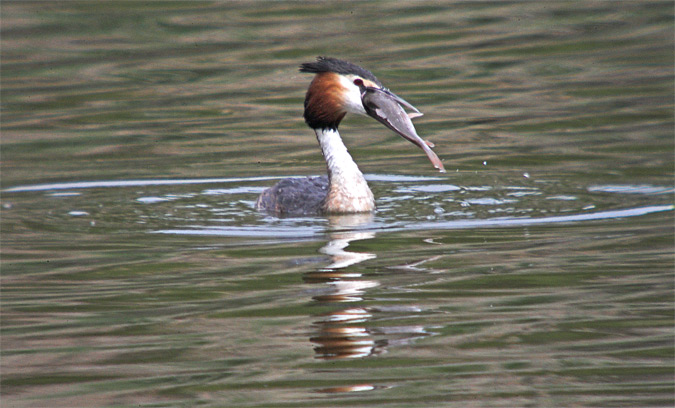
[299,56,445,172]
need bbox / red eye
[353,78,364,86]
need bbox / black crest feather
[300,56,381,86]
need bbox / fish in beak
[360,87,445,172]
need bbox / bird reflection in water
[305,214,431,361]
[304,213,380,360]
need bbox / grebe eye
[353,78,364,86]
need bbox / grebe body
[256,57,444,215]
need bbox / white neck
[315,128,375,213]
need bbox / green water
[2,2,673,407]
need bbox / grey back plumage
[256,176,329,215]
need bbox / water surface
[2,2,673,407]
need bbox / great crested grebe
[256,57,445,215]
